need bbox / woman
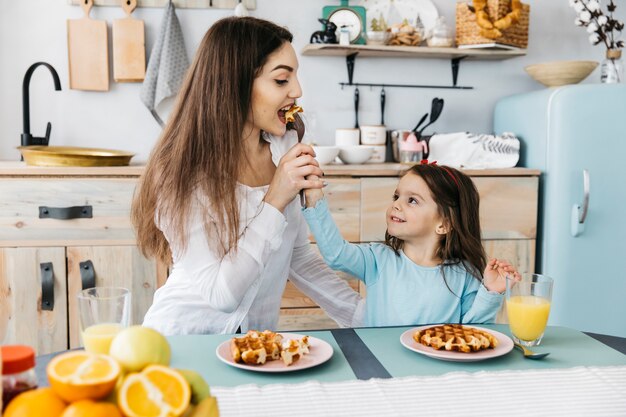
[133,17,362,335]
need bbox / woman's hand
[264,143,324,212]
[483,258,521,293]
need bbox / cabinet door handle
[39,205,93,220]
[40,262,54,311]
[79,260,96,290]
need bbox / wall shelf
[68,0,256,9]
[301,44,526,89]
[301,44,526,60]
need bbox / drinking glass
[77,287,131,354]
[506,273,553,347]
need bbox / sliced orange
[47,351,121,403]
[118,364,191,417]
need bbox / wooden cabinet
[278,166,540,331]
[0,164,166,354]
[0,163,539,347]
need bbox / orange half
[47,351,120,403]
[118,364,191,417]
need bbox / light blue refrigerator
[494,84,626,337]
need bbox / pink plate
[216,333,333,372]
[400,325,514,362]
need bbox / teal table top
[166,325,626,388]
[168,331,355,388]
[356,325,626,378]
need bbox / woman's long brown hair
[132,17,293,264]
[384,164,486,281]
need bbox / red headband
[420,159,459,188]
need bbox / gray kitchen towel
[140,0,189,127]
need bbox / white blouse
[143,131,364,335]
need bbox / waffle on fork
[413,324,499,353]
[231,330,309,366]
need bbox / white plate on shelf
[400,325,514,362]
[216,333,333,373]
[359,0,439,34]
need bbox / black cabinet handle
[40,262,54,311]
[39,205,92,220]
[79,260,96,290]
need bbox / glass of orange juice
[77,287,131,354]
[506,273,554,347]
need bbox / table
[35,326,626,416]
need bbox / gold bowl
[524,60,599,87]
[17,146,135,167]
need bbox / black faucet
[21,62,62,150]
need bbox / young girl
[133,17,362,335]
[303,161,520,327]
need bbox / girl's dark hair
[132,17,293,263]
[384,164,486,281]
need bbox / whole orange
[3,387,67,417]
[60,399,122,417]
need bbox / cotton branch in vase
[570,0,624,49]
[570,0,624,82]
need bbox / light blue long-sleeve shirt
[302,199,504,327]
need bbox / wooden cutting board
[113,0,146,82]
[67,0,109,91]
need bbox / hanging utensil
[380,87,386,125]
[354,87,360,129]
[418,98,444,136]
[67,0,109,91]
[113,0,146,82]
[412,113,428,134]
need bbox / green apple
[178,369,211,405]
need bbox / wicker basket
[456,0,529,48]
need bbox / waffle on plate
[231,330,310,366]
[413,324,499,353]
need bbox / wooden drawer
[360,176,538,241]
[0,178,137,246]
[308,178,360,243]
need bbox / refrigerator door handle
[570,169,590,237]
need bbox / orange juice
[507,295,551,341]
[81,323,124,354]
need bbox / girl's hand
[264,143,324,212]
[483,258,521,293]
[304,174,324,208]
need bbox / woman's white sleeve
[175,201,287,313]
[288,217,364,327]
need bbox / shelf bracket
[451,56,468,87]
[346,52,358,85]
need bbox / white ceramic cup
[335,128,360,146]
[360,125,387,145]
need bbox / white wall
[1,0,623,162]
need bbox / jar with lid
[399,133,425,164]
[2,345,37,411]
[427,16,453,47]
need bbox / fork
[287,113,307,206]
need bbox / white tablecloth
[212,366,626,417]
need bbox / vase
[600,49,624,84]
